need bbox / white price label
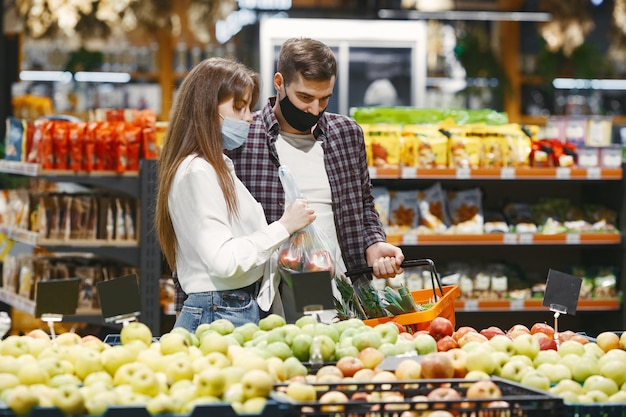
[402,234,418,245]
[464,299,479,312]
[566,233,581,244]
[368,167,377,178]
[503,233,517,244]
[401,167,417,178]
[518,234,534,245]
[456,167,471,179]
[500,167,516,179]
[510,299,524,311]
[586,167,601,179]
[556,167,571,179]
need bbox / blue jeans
[173,288,260,334]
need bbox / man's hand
[366,242,405,279]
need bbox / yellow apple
[241,369,273,400]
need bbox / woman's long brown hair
[155,57,260,272]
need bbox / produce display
[0,315,623,417]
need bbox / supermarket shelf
[369,166,623,180]
[0,160,141,196]
[455,297,620,312]
[388,232,621,246]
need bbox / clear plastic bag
[277,166,337,280]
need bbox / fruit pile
[0,313,624,416]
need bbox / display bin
[564,402,626,417]
[362,284,460,333]
[272,377,564,417]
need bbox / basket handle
[345,258,444,302]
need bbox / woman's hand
[279,199,316,235]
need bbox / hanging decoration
[537,0,594,57]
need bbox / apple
[536,363,572,384]
[530,322,555,339]
[264,341,292,361]
[101,345,136,376]
[556,330,577,343]
[241,369,274,400]
[52,384,86,416]
[428,317,454,341]
[54,332,82,347]
[583,375,619,397]
[584,342,606,359]
[233,322,259,343]
[480,326,505,340]
[452,326,478,343]
[572,355,600,383]
[318,390,349,412]
[120,321,153,347]
[466,379,502,399]
[420,352,454,379]
[0,373,19,392]
[378,343,398,357]
[570,334,590,345]
[466,346,497,375]
[550,378,585,395]
[499,359,531,383]
[558,340,585,357]
[596,331,620,353]
[266,356,287,382]
[413,333,438,355]
[620,331,626,350]
[159,332,190,356]
[608,390,626,403]
[285,380,317,402]
[17,362,49,385]
[394,358,422,380]
[520,370,551,391]
[487,334,515,355]
[284,357,308,380]
[165,354,194,384]
[4,385,39,416]
[458,332,488,348]
[259,314,286,331]
[600,359,626,387]
[374,322,399,344]
[444,348,467,378]
[74,348,105,381]
[336,356,364,377]
[426,386,461,401]
[511,333,540,359]
[291,333,313,362]
[599,348,626,368]
[312,334,336,362]
[352,330,383,351]
[436,335,458,352]
[357,347,384,369]
[335,345,360,360]
[533,349,562,367]
[395,339,416,355]
[506,324,531,339]
[0,336,31,357]
[538,337,557,351]
[194,367,226,398]
[82,371,113,387]
[199,332,229,356]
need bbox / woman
[155,58,315,332]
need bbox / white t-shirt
[169,153,289,295]
[276,132,347,275]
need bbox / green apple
[520,369,551,391]
[295,315,318,328]
[490,351,511,375]
[582,390,609,403]
[266,327,287,344]
[241,369,273,400]
[572,355,600,383]
[120,321,153,347]
[27,337,52,358]
[0,336,31,357]
[487,334,515,355]
[209,318,235,335]
[599,348,626,368]
[558,340,585,357]
[165,354,194,385]
[284,356,308,379]
[101,345,136,376]
[536,363,572,384]
[258,314,286,331]
[232,353,269,372]
[146,392,175,415]
[222,382,246,403]
[136,348,165,373]
[339,327,360,342]
[374,322,399,345]
[159,332,190,356]
[533,349,562,367]
[266,356,287,382]
[195,323,214,341]
[466,346,496,375]
[4,385,39,416]
[221,365,246,388]
[195,367,226,398]
[54,332,82,347]
[17,362,49,385]
[549,378,585,395]
[169,327,195,347]
[601,359,626,387]
[264,341,292,360]
[285,380,317,402]
[313,323,340,343]
[499,359,531,383]
[74,348,104,381]
[335,345,360,359]
[511,333,540,359]
[233,322,259,343]
[290,333,312,362]
[52,384,86,416]
[583,342,606,359]
[312,334,336,362]
[199,332,229,356]
[583,375,619,397]
[205,351,231,369]
[395,339,416,354]
[378,343,398,357]
[352,330,382,351]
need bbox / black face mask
[279,90,324,132]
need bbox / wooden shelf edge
[388,232,621,246]
[371,166,622,180]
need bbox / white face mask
[221,116,250,150]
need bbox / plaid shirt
[173,97,386,311]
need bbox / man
[174,37,404,319]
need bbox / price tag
[518,234,534,245]
[500,167,515,179]
[456,167,471,179]
[97,274,142,323]
[368,167,377,178]
[464,299,479,312]
[402,234,418,245]
[543,269,582,316]
[566,233,581,244]
[586,167,601,179]
[503,233,517,244]
[35,278,80,318]
[556,167,571,179]
[510,299,524,311]
[401,167,417,178]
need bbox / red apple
[428,317,454,341]
[452,326,477,343]
[358,347,384,370]
[420,352,454,379]
[304,249,333,272]
[279,248,302,271]
[538,337,557,351]
[557,330,577,343]
[350,392,368,401]
[445,348,468,378]
[506,324,531,339]
[335,356,364,378]
[466,380,502,399]
[426,386,461,407]
[436,335,458,352]
[389,321,406,334]
[530,322,555,340]
[479,326,505,340]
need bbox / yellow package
[500,124,533,167]
[448,128,481,169]
[363,123,401,169]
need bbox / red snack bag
[142,127,157,160]
[68,121,86,171]
[95,122,114,171]
[27,119,43,163]
[52,120,69,169]
[38,120,54,169]
[114,123,129,174]
[83,121,99,172]
[123,123,142,171]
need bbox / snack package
[389,190,419,231]
[446,188,483,234]
[417,182,449,233]
[277,166,337,279]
